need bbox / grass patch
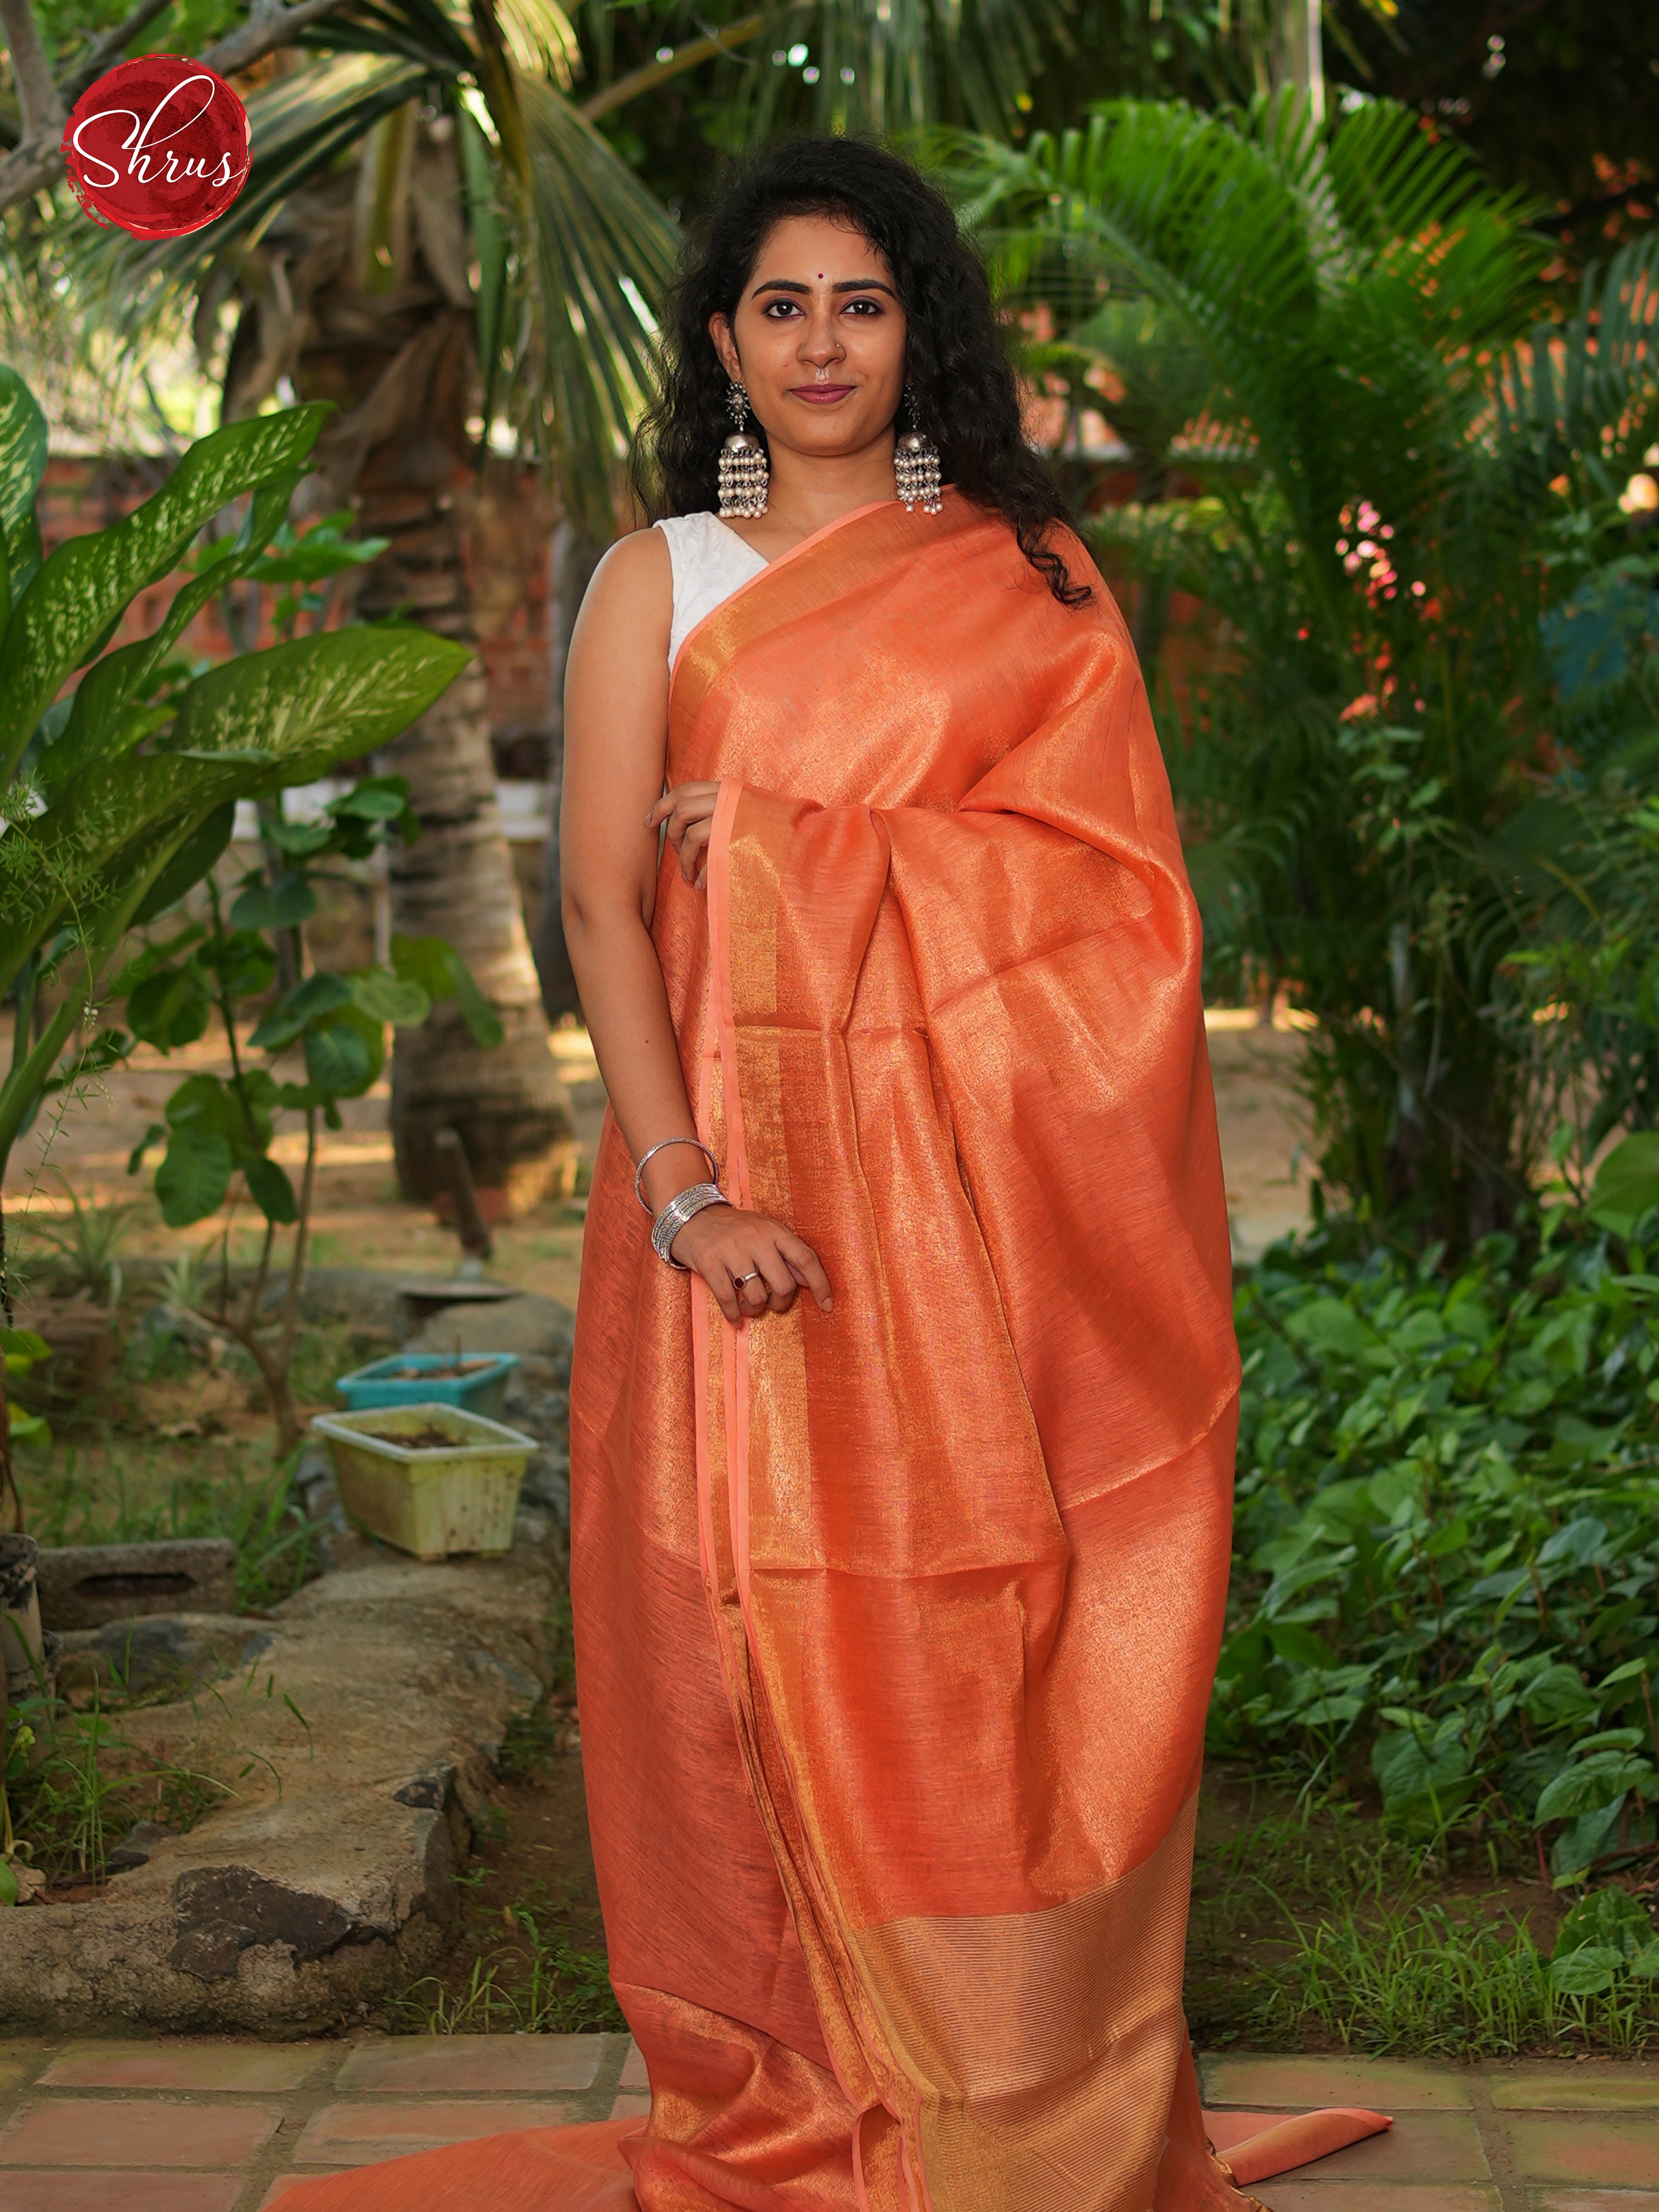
[1187,1769,1658,2056]
[397,1888,624,2034]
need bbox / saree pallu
[282,492,1262,2212]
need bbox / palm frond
[514,76,679,523]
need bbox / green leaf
[1536,1752,1653,1824]
[1553,1801,1629,1883]
[304,1012,376,1098]
[0,366,49,618]
[328,775,409,822]
[242,1153,299,1226]
[1284,1297,1378,1364]
[390,933,504,1048]
[0,407,330,783]
[1523,1663,1599,1730]
[1588,1132,1659,1233]
[0,1861,16,1909]
[1548,1944,1623,1996]
[163,1073,236,1134]
[0,1329,50,1362]
[126,967,212,1051]
[249,970,352,1049]
[349,968,431,1026]
[154,1129,234,1226]
[230,874,318,931]
[129,803,237,926]
[1554,1887,1655,1962]
[1373,1724,1474,1818]
[3,628,468,1003]
[127,1120,167,1177]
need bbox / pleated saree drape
[283,495,1374,2211]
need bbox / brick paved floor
[0,2039,1653,2209]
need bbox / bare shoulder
[576,526,671,651]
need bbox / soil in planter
[377,1358,499,1379]
[361,1424,470,1451]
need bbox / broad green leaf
[1537,1516,1610,1570]
[242,1153,299,1225]
[38,473,302,796]
[155,1129,235,1226]
[391,932,505,1048]
[1554,1886,1655,1962]
[249,970,353,1049]
[3,628,469,984]
[130,804,236,927]
[349,969,431,1026]
[127,966,212,1050]
[0,1861,16,1909]
[1523,1664,1599,1730]
[230,874,318,931]
[1548,1945,1623,1995]
[1552,1801,1629,1883]
[1588,1132,1659,1233]
[304,1012,376,1097]
[164,1073,237,1135]
[0,408,329,782]
[1535,1752,1652,1824]
[1284,1297,1377,1364]
[328,776,408,821]
[1372,1724,1472,1816]
[0,366,48,619]
[0,1329,50,1362]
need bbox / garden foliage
[0,365,470,1194]
[956,96,1659,1240]
[1222,1216,1659,1907]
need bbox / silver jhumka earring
[894,385,943,514]
[718,382,768,519]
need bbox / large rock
[0,1517,562,2033]
[36,1539,239,1632]
[405,1290,575,1370]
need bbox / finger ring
[733,1272,761,1290]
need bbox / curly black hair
[631,137,1090,610]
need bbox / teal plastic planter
[335,1351,518,1424]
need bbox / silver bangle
[634,1136,721,1215]
[651,1182,731,1268]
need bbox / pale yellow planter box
[311,1402,537,1561]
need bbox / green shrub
[1221,1214,1659,1886]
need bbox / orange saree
[282,494,1385,2210]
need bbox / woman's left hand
[648,782,721,887]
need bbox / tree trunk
[1269,0,1324,121]
[239,127,573,1208]
[348,319,574,1207]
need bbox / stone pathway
[0,2039,1652,2209]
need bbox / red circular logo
[63,54,250,238]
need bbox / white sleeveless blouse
[655,512,767,670]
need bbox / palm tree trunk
[1269,0,1324,120]
[346,315,574,1206]
[224,127,572,1207]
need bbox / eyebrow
[750,276,898,299]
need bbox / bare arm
[561,532,831,1323]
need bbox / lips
[792,384,855,402]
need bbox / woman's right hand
[671,1204,833,1325]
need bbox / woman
[286,138,1384,2212]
